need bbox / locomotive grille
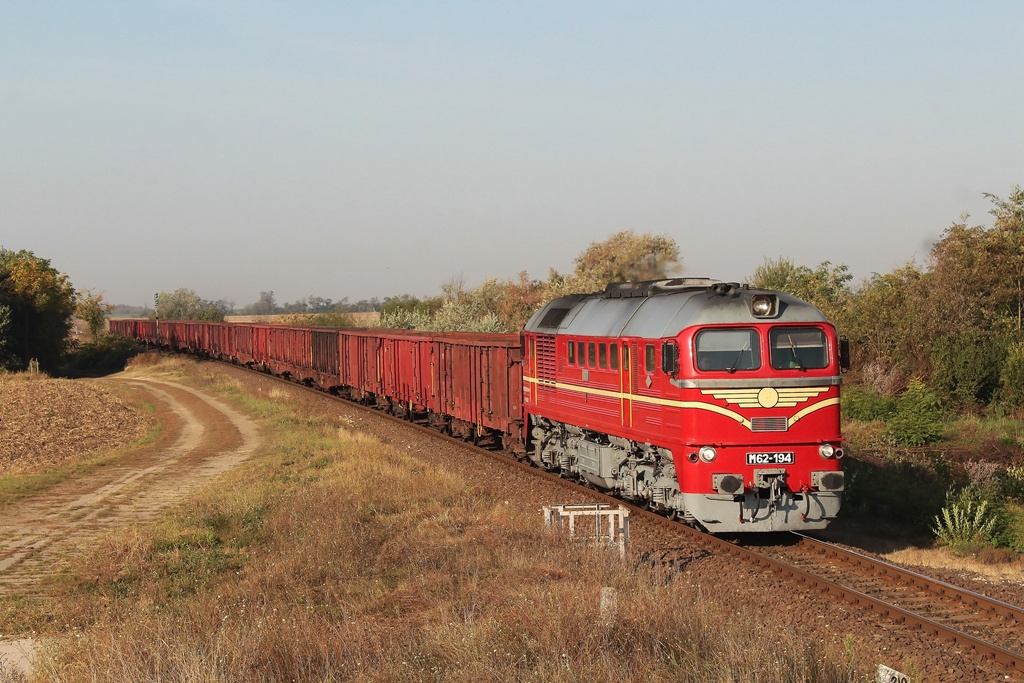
[751,416,788,432]
[535,335,556,386]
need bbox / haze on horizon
[1,2,1021,308]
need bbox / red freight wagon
[266,326,313,380]
[310,328,341,389]
[338,330,383,401]
[109,319,157,344]
[379,333,432,414]
[433,332,523,448]
[231,324,255,365]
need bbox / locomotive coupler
[767,476,784,516]
[745,487,763,523]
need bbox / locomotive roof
[523,278,829,339]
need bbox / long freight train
[111,278,848,533]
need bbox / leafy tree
[842,264,929,392]
[0,249,77,372]
[304,295,336,313]
[0,302,12,368]
[914,188,1024,405]
[241,290,279,316]
[999,341,1024,408]
[494,271,549,331]
[380,295,426,316]
[751,258,852,323]
[76,289,115,336]
[563,229,681,294]
[345,297,382,312]
[931,329,1007,405]
[155,288,230,321]
[985,185,1024,332]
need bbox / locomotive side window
[599,343,607,369]
[645,344,655,373]
[770,327,828,370]
[696,328,761,372]
[588,342,596,367]
[568,339,575,365]
[622,345,629,371]
[610,343,619,370]
[577,341,586,367]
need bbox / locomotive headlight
[698,446,717,463]
[819,443,835,459]
[750,294,777,318]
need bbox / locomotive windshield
[695,328,760,372]
[769,327,828,370]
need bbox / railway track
[209,356,1024,678]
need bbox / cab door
[619,343,633,429]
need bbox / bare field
[0,374,148,476]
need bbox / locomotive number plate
[746,451,795,465]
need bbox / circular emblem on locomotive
[757,386,780,408]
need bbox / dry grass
[26,357,859,682]
[882,547,1024,582]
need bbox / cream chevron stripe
[787,397,840,427]
[524,376,837,430]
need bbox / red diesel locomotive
[522,278,847,532]
[111,277,847,533]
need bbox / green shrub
[63,334,139,374]
[841,384,895,422]
[931,330,1006,406]
[885,379,944,446]
[991,503,1024,552]
[1004,465,1024,501]
[932,486,998,553]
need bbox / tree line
[5,185,1022,409]
[376,188,1024,416]
[754,187,1024,411]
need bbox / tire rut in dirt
[0,379,260,591]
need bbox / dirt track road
[0,378,260,591]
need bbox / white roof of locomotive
[524,279,828,339]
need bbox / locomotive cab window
[567,339,575,365]
[696,328,761,372]
[610,343,619,370]
[770,327,828,370]
[577,341,586,367]
[645,344,655,373]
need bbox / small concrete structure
[0,638,38,679]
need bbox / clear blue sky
[2,1,1021,308]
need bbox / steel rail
[196,356,1024,675]
[794,532,1024,625]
